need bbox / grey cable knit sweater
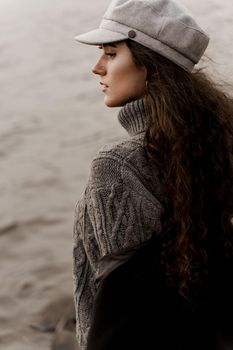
[73,99,164,350]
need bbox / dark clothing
[87,237,233,350]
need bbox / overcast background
[0,0,233,349]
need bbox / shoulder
[88,135,147,187]
[87,134,161,203]
[94,135,145,164]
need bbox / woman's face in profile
[92,41,147,107]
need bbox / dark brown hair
[126,39,233,302]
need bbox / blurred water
[0,0,122,224]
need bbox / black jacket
[87,238,233,350]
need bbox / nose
[92,57,106,76]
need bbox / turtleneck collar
[117,99,150,137]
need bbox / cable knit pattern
[73,99,164,350]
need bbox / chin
[104,96,138,108]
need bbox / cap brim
[74,28,127,45]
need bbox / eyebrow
[104,43,117,48]
[98,43,117,49]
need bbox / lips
[100,82,108,88]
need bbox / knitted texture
[73,99,164,350]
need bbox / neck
[117,99,150,137]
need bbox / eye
[105,53,116,57]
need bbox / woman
[73,0,233,349]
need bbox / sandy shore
[0,0,233,349]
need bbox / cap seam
[100,26,127,37]
[151,12,207,36]
[143,0,208,36]
[100,19,128,37]
[102,18,163,39]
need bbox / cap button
[128,30,136,39]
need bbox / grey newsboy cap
[75,0,210,72]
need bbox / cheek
[123,71,146,99]
[130,70,147,92]
[112,64,146,95]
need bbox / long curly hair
[126,39,233,302]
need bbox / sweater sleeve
[73,149,163,349]
[73,192,95,349]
